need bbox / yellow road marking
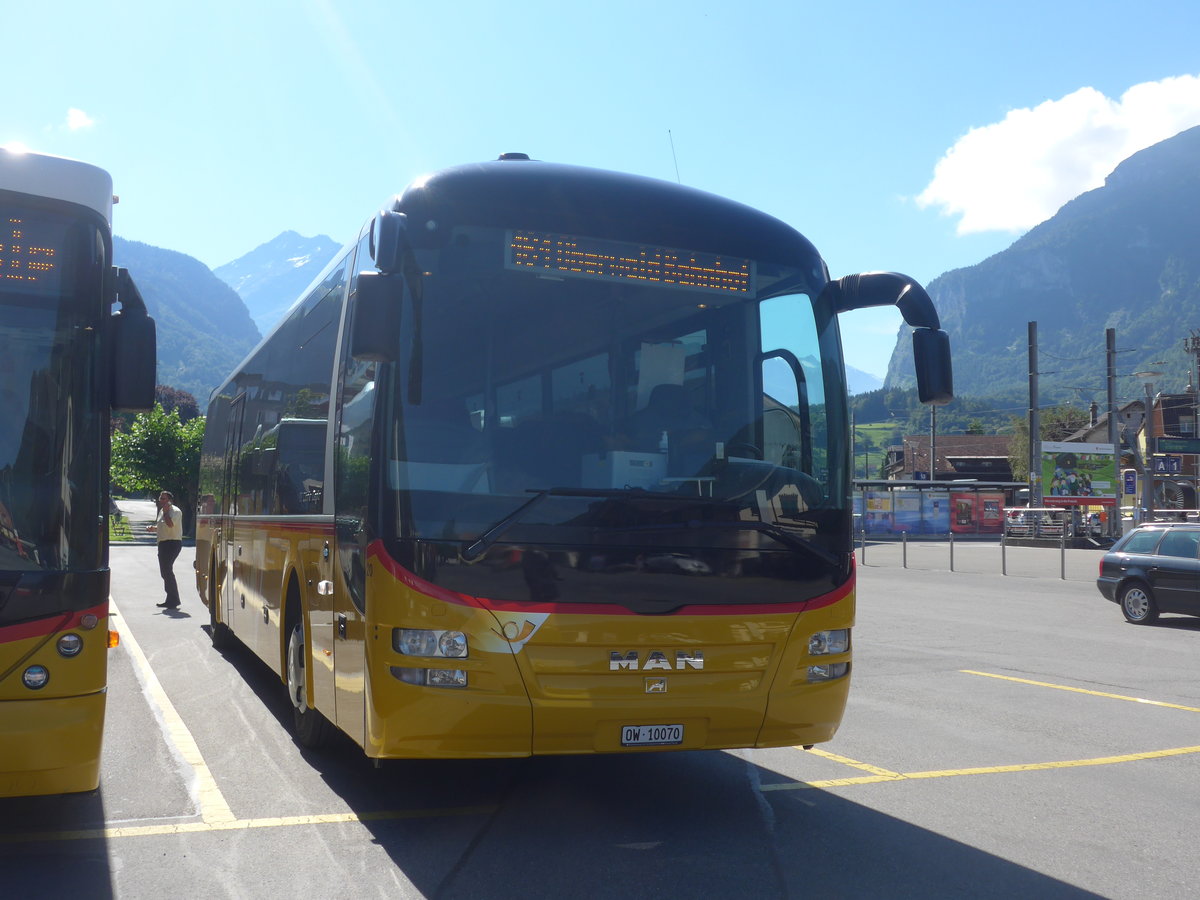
[0,597,497,845]
[764,671,1200,793]
[960,670,1200,712]
[0,805,499,844]
[110,596,236,825]
[804,747,902,778]
[761,744,1200,792]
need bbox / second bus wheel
[286,616,333,748]
[208,561,234,652]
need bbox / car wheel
[1118,581,1159,624]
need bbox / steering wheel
[723,442,764,460]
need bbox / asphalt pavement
[112,498,162,545]
[2,533,1196,898]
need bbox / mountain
[886,125,1200,401]
[846,365,884,396]
[113,237,260,403]
[214,231,342,334]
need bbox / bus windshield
[380,225,847,556]
[0,202,106,573]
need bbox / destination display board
[507,230,754,294]
[0,210,65,295]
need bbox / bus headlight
[390,666,468,688]
[22,665,50,690]
[437,631,468,658]
[808,629,849,655]
[394,628,468,658]
[57,633,84,657]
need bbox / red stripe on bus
[0,601,109,644]
[196,516,334,535]
[367,540,853,617]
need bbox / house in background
[884,434,1013,482]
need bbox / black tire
[286,617,332,748]
[208,561,234,652]
[1118,581,1159,625]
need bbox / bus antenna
[668,130,681,184]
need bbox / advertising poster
[865,490,893,533]
[1040,441,1117,507]
[950,492,975,533]
[892,493,921,532]
[948,492,1005,533]
[923,492,950,533]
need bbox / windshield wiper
[460,486,691,562]
[460,487,839,567]
[679,520,842,567]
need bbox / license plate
[621,724,684,747]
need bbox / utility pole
[1187,331,1200,436]
[1106,329,1119,538]
[851,411,861,482]
[929,405,937,482]
[1134,371,1161,523]
[1028,322,1041,506]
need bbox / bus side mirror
[822,271,955,406]
[111,308,157,411]
[350,271,401,362]
[912,327,953,406]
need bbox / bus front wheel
[286,617,332,748]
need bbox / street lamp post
[1134,371,1161,523]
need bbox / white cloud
[917,75,1200,234]
[65,108,95,131]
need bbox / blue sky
[7,0,1200,377]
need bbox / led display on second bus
[1,211,63,294]
[507,230,753,294]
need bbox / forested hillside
[886,126,1200,404]
[114,237,260,402]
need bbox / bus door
[329,258,376,746]
[219,394,247,633]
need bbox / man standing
[147,490,184,609]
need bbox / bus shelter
[852,480,1028,537]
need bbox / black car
[1096,523,1200,624]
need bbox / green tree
[112,384,200,433]
[1007,405,1092,482]
[111,404,205,535]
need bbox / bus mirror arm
[821,271,954,406]
[372,210,408,274]
[114,266,149,314]
[110,267,157,411]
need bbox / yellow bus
[195,155,951,758]
[0,147,155,796]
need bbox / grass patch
[108,515,134,543]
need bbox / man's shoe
[156,601,180,609]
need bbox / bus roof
[0,147,114,224]
[392,157,825,271]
